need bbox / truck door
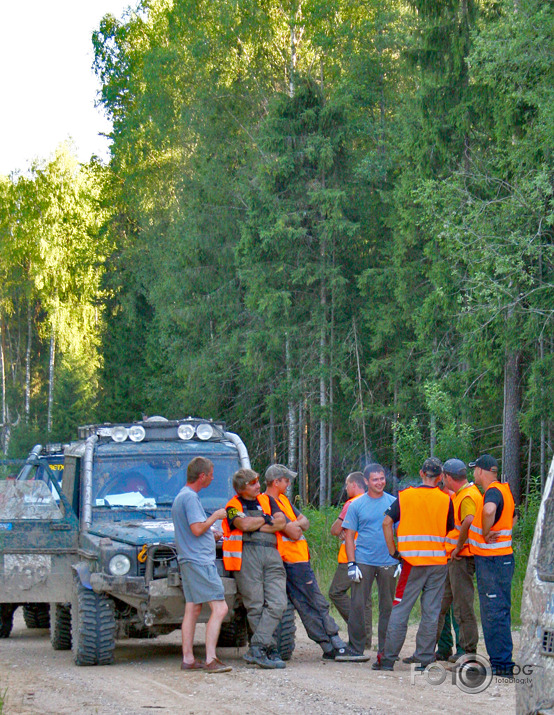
[0,460,79,605]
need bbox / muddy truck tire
[0,603,17,638]
[274,599,296,661]
[217,607,248,648]
[72,579,116,666]
[23,603,50,630]
[50,603,72,650]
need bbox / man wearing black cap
[467,455,516,676]
[373,457,454,671]
[436,458,481,663]
[264,464,348,660]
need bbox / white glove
[347,562,363,583]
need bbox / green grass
[0,686,7,715]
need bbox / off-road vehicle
[516,456,554,714]
[0,417,296,664]
[0,443,68,636]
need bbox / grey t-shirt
[171,485,215,565]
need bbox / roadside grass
[0,686,7,715]
[303,497,541,631]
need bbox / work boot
[265,646,286,669]
[243,645,279,669]
[371,658,394,671]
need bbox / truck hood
[88,520,176,546]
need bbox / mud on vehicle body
[0,443,71,637]
[516,456,554,715]
[1,416,296,665]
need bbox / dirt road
[0,610,515,715]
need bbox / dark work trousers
[234,544,287,648]
[328,562,372,636]
[436,556,478,654]
[474,553,515,669]
[284,561,340,652]
[383,564,448,666]
[348,563,396,654]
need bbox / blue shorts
[179,561,225,604]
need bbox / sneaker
[180,658,205,671]
[448,652,465,663]
[402,655,421,664]
[335,645,370,662]
[413,661,436,672]
[435,651,451,661]
[204,657,232,674]
[265,646,286,669]
[321,649,337,660]
[371,659,394,671]
[243,645,280,669]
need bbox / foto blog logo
[411,653,493,694]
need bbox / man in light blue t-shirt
[335,463,397,662]
[171,456,230,673]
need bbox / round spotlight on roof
[196,423,214,441]
[111,426,129,443]
[178,424,196,441]
[129,425,146,442]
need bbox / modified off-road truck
[0,417,296,665]
[516,456,554,715]
[0,443,68,636]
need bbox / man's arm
[344,529,357,563]
[282,521,304,541]
[451,514,473,559]
[481,502,497,542]
[383,515,397,557]
[330,517,344,537]
[190,507,227,537]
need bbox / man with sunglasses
[264,464,348,660]
[223,468,288,669]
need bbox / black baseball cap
[468,454,498,472]
[421,457,443,477]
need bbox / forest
[0,0,552,506]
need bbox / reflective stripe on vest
[275,493,310,563]
[337,494,363,564]
[445,482,481,557]
[468,482,514,556]
[396,486,451,566]
[222,494,272,571]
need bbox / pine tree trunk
[47,330,56,434]
[25,300,32,421]
[269,409,276,463]
[0,315,6,453]
[286,334,297,471]
[503,348,521,504]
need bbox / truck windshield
[91,454,237,513]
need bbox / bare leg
[182,602,202,664]
[205,600,228,664]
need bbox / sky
[0,0,135,176]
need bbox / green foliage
[512,493,541,624]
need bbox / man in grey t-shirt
[171,456,230,673]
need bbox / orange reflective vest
[337,494,363,564]
[274,493,310,564]
[396,486,451,566]
[222,493,272,571]
[444,482,481,557]
[468,482,514,556]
